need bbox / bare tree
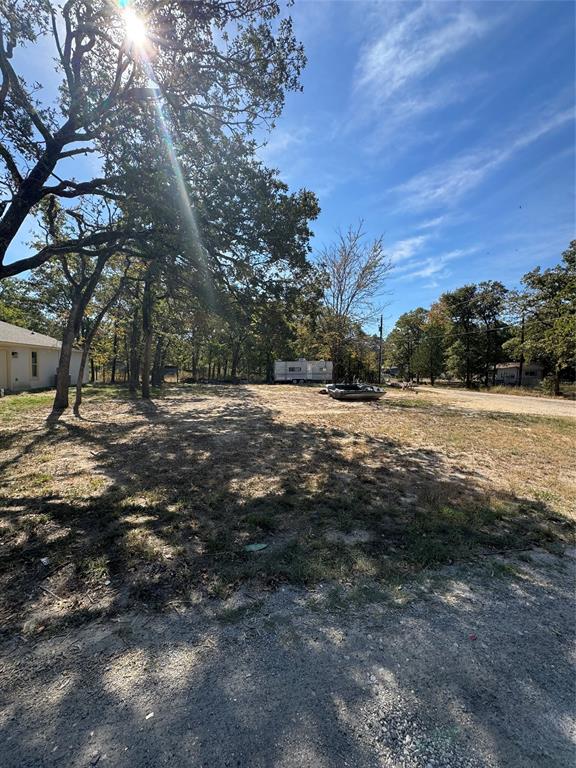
[319,223,391,380]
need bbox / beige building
[494,362,544,387]
[0,321,87,393]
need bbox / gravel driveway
[1,550,574,768]
[415,387,576,419]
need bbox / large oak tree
[0,0,305,278]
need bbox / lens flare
[123,8,147,46]
[118,2,215,306]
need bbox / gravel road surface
[1,550,574,768]
[415,387,575,419]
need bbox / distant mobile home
[494,362,544,387]
[0,321,87,393]
[274,359,333,383]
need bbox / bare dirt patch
[1,550,574,768]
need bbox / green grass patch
[243,511,278,533]
[487,561,521,579]
[79,554,110,582]
[0,391,55,420]
[27,471,53,488]
[385,397,433,409]
[82,384,169,400]
[218,599,264,624]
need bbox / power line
[385,320,524,343]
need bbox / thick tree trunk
[332,348,346,383]
[0,140,65,271]
[73,344,91,415]
[141,338,152,397]
[265,352,273,384]
[554,368,561,396]
[124,334,130,384]
[110,325,119,384]
[53,318,79,410]
[141,272,154,399]
[151,337,164,387]
[73,285,125,415]
[51,251,111,412]
[518,316,525,387]
[192,347,200,381]
[128,309,141,393]
[231,343,241,381]
[429,353,435,386]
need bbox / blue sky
[260,0,575,328]
[5,0,575,330]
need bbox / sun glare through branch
[122,7,147,46]
[117,1,215,306]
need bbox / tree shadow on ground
[1,549,574,768]
[0,386,571,629]
[0,386,574,767]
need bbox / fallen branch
[39,584,62,600]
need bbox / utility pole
[378,314,383,384]
[518,311,525,387]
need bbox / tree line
[0,220,391,399]
[385,242,575,394]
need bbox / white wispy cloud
[387,235,430,264]
[417,216,448,231]
[385,234,476,287]
[257,126,310,165]
[393,107,575,211]
[355,5,488,105]
[349,2,492,145]
[361,77,487,154]
[393,248,476,281]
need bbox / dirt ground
[0,384,574,766]
[1,549,574,768]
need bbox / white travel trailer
[274,359,333,384]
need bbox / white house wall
[0,346,87,391]
[69,350,88,385]
[8,348,32,390]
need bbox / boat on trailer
[327,383,385,401]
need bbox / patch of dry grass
[0,384,573,633]
[483,384,575,399]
